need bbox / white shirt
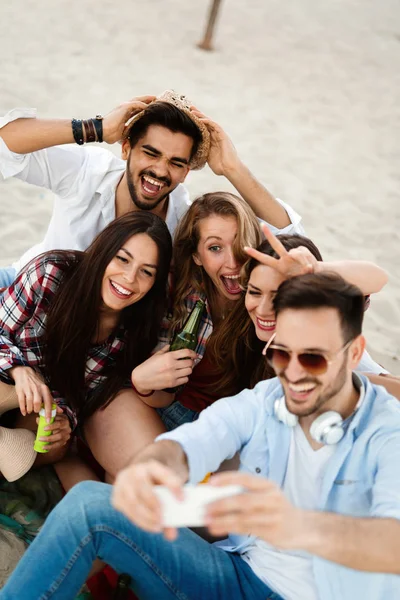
[0,109,192,273]
[0,108,303,274]
[243,424,335,600]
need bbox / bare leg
[87,559,107,581]
[84,388,166,479]
[0,381,19,415]
[105,471,115,485]
[54,451,101,492]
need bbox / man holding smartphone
[2,271,400,599]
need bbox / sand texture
[0,0,399,373]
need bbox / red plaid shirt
[0,253,126,431]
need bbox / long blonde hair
[171,192,262,330]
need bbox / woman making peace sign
[208,224,394,397]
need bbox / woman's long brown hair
[207,234,323,395]
[42,212,172,422]
[171,192,262,331]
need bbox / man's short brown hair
[273,272,364,341]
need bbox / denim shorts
[156,401,199,432]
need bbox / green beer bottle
[170,300,205,352]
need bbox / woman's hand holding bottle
[131,345,197,396]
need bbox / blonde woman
[84,192,267,478]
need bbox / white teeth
[143,175,163,189]
[258,318,275,327]
[223,274,239,279]
[289,383,316,392]
[111,281,132,296]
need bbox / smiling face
[273,307,361,418]
[101,233,158,313]
[245,264,286,342]
[122,125,192,211]
[192,214,244,302]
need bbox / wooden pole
[197,0,223,51]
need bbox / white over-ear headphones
[274,397,344,445]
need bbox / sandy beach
[0,0,399,373]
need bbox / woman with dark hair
[0,211,173,482]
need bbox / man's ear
[192,253,202,267]
[121,139,130,161]
[180,167,190,183]
[349,335,366,370]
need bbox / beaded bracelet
[131,382,154,397]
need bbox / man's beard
[126,165,171,211]
[283,353,348,418]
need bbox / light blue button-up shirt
[157,374,400,600]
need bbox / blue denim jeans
[0,266,16,290]
[0,481,282,600]
[157,400,199,431]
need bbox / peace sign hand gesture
[244,224,319,279]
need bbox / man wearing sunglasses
[2,272,400,600]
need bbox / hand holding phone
[154,483,244,528]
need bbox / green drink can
[33,403,57,453]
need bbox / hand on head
[190,106,239,176]
[102,95,156,144]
